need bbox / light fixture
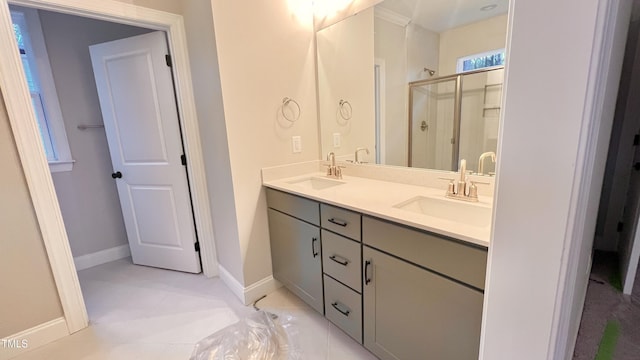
[314,0,353,19]
[288,0,314,28]
[480,4,498,11]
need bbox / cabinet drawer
[322,230,361,292]
[321,204,361,241]
[324,274,362,344]
[266,188,319,226]
[363,216,487,290]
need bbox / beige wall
[112,0,182,15]
[375,16,407,166]
[318,8,375,161]
[375,19,440,167]
[211,0,319,285]
[406,24,440,82]
[438,14,508,76]
[36,8,152,257]
[0,91,64,337]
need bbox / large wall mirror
[316,0,508,175]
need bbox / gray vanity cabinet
[266,187,488,359]
[363,247,483,360]
[362,217,487,360]
[266,190,323,314]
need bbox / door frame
[373,59,386,164]
[0,0,219,334]
[623,207,640,294]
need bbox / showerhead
[424,68,436,77]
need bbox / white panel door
[89,31,201,273]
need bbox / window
[10,7,73,172]
[456,48,505,73]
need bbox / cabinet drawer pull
[364,260,372,285]
[331,302,351,317]
[328,218,348,227]
[311,237,319,258]
[329,255,349,266]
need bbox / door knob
[111,171,122,179]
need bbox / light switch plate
[333,133,341,148]
[292,136,302,153]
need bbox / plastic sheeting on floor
[190,311,302,360]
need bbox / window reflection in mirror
[316,0,508,175]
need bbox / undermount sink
[394,196,492,228]
[288,176,345,190]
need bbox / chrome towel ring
[339,99,352,120]
[282,97,301,122]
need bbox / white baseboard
[244,274,281,305]
[218,265,281,305]
[0,317,69,360]
[73,245,131,271]
[218,265,245,302]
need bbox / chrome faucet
[477,152,496,176]
[328,152,336,167]
[443,159,479,202]
[355,147,369,164]
[325,152,344,179]
[458,158,467,192]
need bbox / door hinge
[634,134,639,146]
[181,154,187,166]
[165,54,173,67]
[194,241,200,252]
[617,221,624,232]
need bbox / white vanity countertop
[263,172,492,247]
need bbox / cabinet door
[363,246,483,360]
[268,209,323,313]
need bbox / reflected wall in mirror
[316,0,508,175]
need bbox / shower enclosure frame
[407,65,504,170]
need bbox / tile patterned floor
[11,258,376,360]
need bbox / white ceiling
[377,0,509,33]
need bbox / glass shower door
[458,68,503,174]
[408,78,458,171]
